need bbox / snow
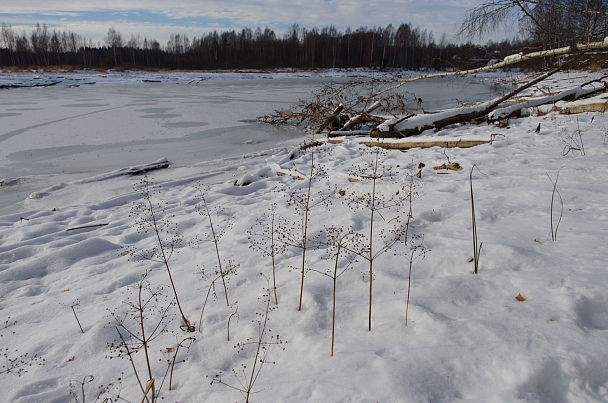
[489,82,606,120]
[504,53,524,62]
[378,101,494,133]
[1,70,608,402]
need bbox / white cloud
[0,0,505,44]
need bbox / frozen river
[0,71,511,216]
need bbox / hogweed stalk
[126,177,194,332]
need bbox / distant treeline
[0,22,534,70]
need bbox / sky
[0,0,512,47]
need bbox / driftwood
[66,223,109,232]
[434,162,463,171]
[558,99,608,114]
[0,81,60,89]
[327,138,490,150]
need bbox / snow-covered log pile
[371,78,607,138]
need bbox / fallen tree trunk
[362,40,608,102]
[327,138,490,150]
[372,63,607,138]
[488,80,607,119]
[338,101,382,131]
[316,104,344,133]
[557,99,608,114]
[260,40,608,137]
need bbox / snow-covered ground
[0,70,607,402]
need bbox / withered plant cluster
[1,142,427,403]
[104,139,425,402]
[248,140,426,352]
[0,318,45,377]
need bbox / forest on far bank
[0,22,549,72]
[3,0,608,72]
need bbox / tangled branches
[258,78,420,133]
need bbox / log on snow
[338,101,382,131]
[373,66,606,138]
[317,104,344,133]
[558,100,608,114]
[327,138,490,150]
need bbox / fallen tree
[327,138,491,150]
[258,41,608,139]
[373,72,608,138]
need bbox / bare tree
[30,23,50,66]
[1,24,16,65]
[105,26,123,66]
[458,0,608,46]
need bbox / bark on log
[317,104,344,133]
[363,40,608,102]
[488,82,607,119]
[558,100,608,114]
[372,61,606,138]
[327,138,490,150]
[338,101,382,131]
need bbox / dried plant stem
[209,278,284,402]
[366,146,381,331]
[330,243,341,357]
[368,189,376,331]
[169,337,195,391]
[227,306,238,341]
[404,242,426,326]
[270,213,279,305]
[345,143,409,331]
[309,227,359,357]
[144,193,193,332]
[248,204,288,306]
[197,275,219,333]
[116,328,147,401]
[136,283,154,394]
[548,172,564,241]
[141,379,155,403]
[298,149,314,312]
[470,166,483,274]
[405,249,415,326]
[71,305,84,334]
[199,195,230,306]
[109,273,175,403]
[577,119,586,156]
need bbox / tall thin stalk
[347,143,409,331]
[284,140,329,311]
[249,204,288,305]
[547,171,564,241]
[310,227,360,356]
[469,166,483,274]
[405,235,426,326]
[299,146,314,311]
[197,191,231,306]
[209,277,285,402]
[146,194,192,330]
[108,272,175,402]
[128,178,193,332]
